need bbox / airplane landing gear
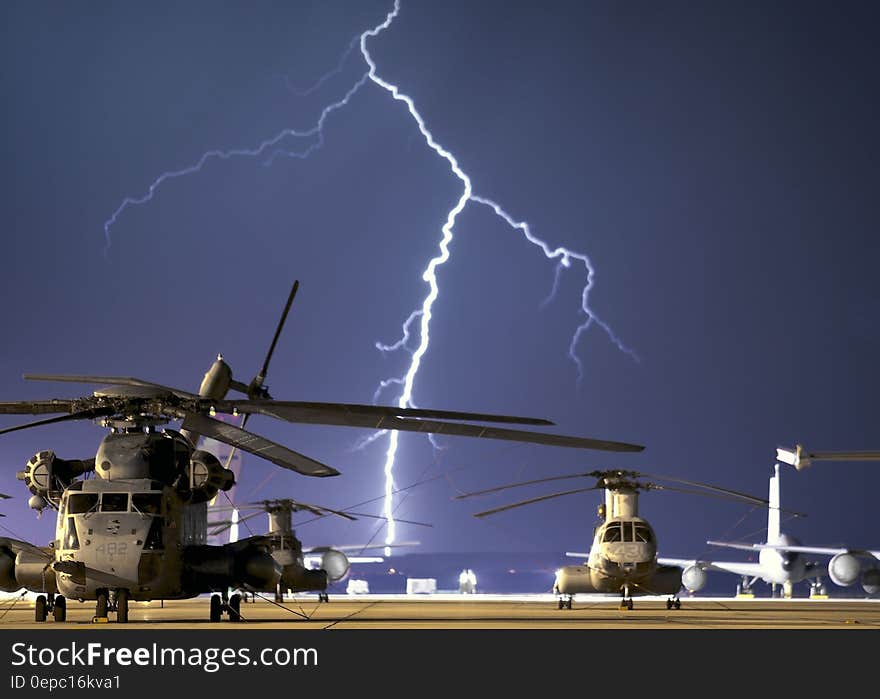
[735,576,754,598]
[809,581,828,598]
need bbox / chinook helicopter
[206,495,432,602]
[0,282,645,623]
[456,469,785,610]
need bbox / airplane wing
[707,541,880,560]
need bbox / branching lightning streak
[361,2,637,552]
[102,0,637,557]
[102,71,370,257]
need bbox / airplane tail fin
[767,462,781,543]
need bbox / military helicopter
[0,282,645,623]
[206,495,432,603]
[455,469,784,610]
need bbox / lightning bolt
[102,0,637,558]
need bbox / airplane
[660,462,880,598]
[455,469,774,610]
[776,445,880,471]
[0,281,645,623]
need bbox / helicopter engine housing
[14,551,57,594]
[320,549,350,582]
[282,566,328,592]
[186,450,235,504]
[0,546,18,592]
[861,568,880,596]
[680,565,708,592]
[184,544,281,591]
[17,451,93,501]
[828,552,861,586]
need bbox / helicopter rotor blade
[207,511,264,535]
[180,411,339,477]
[646,483,805,517]
[0,406,116,436]
[215,401,642,452]
[0,399,78,415]
[473,486,602,518]
[247,280,300,399]
[635,472,774,508]
[339,512,433,528]
[23,374,198,399]
[219,400,553,426]
[0,493,11,499]
[453,472,591,500]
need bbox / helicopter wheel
[565,598,573,610]
[626,599,634,611]
[116,589,129,624]
[210,594,222,622]
[557,598,564,610]
[666,598,673,610]
[53,596,67,622]
[674,598,681,610]
[35,595,48,623]
[95,591,108,619]
[228,594,242,622]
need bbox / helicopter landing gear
[665,597,681,610]
[210,591,244,622]
[228,593,242,622]
[556,595,573,610]
[619,585,634,610]
[95,589,109,620]
[53,596,67,622]
[318,592,330,603]
[116,589,129,624]
[35,595,48,622]
[34,592,66,622]
[210,594,222,622]
[275,583,284,603]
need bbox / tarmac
[2,593,879,629]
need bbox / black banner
[0,629,868,693]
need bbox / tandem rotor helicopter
[0,281,644,623]
[206,495,432,602]
[456,468,786,610]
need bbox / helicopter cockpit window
[132,494,162,515]
[634,524,653,543]
[63,517,80,549]
[622,522,635,542]
[101,493,129,512]
[144,517,164,550]
[68,493,99,515]
[602,523,623,542]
